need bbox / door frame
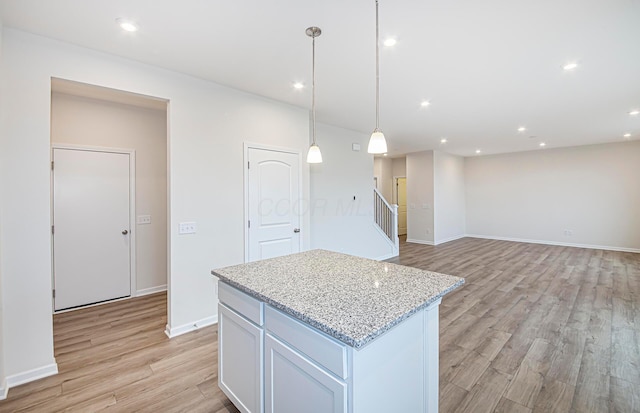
[394,176,407,236]
[393,176,406,204]
[51,143,137,312]
[243,142,303,263]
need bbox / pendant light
[306,26,323,164]
[368,0,388,154]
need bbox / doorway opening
[50,78,169,315]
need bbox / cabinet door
[265,334,346,413]
[219,304,263,413]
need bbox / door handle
[122,230,129,235]
[293,228,300,233]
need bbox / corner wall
[433,151,466,244]
[465,141,640,251]
[310,123,395,260]
[406,151,434,244]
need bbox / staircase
[373,188,399,257]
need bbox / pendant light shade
[306,143,323,163]
[306,26,323,164]
[368,0,388,154]
[368,130,387,154]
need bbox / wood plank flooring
[1,237,638,412]
[0,292,239,413]
[388,236,640,412]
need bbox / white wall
[392,157,406,178]
[0,28,313,384]
[465,141,640,251]
[0,20,5,399]
[51,92,168,294]
[406,151,434,244]
[373,156,393,202]
[310,123,395,260]
[433,151,466,244]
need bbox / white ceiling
[1,0,639,157]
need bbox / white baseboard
[0,378,7,401]
[433,234,466,246]
[5,362,58,391]
[136,284,167,297]
[465,234,640,253]
[165,315,218,339]
[406,238,435,246]
[376,251,399,261]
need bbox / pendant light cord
[375,0,380,131]
[312,33,317,145]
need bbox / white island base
[218,282,441,413]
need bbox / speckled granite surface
[212,249,464,349]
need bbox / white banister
[373,188,399,255]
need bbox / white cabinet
[218,284,264,413]
[217,281,442,413]
[265,333,347,413]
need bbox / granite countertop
[212,249,464,349]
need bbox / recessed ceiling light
[421,100,430,107]
[517,126,526,132]
[539,142,546,147]
[383,38,397,47]
[563,62,578,71]
[475,149,481,154]
[116,18,138,32]
[630,110,640,116]
[383,153,388,156]
[623,133,631,138]
[440,138,447,144]
[293,82,304,89]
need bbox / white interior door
[248,148,300,262]
[397,177,407,236]
[53,148,131,311]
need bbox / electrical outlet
[179,222,197,234]
[563,229,573,236]
[136,215,151,225]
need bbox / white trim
[5,362,58,390]
[51,144,137,310]
[53,295,132,314]
[136,284,167,297]
[406,238,435,246]
[392,175,406,205]
[433,234,466,245]
[164,315,218,339]
[465,234,640,253]
[0,379,7,401]
[375,252,398,261]
[371,222,399,257]
[243,142,303,263]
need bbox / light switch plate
[352,143,361,151]
[137,215,151,225]
[179,222,197,234]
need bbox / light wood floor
[388,236,640,412]
[0,292,239,413]
[1,237,638,412]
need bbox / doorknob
[293,228,300,233]
[122,230,129,235]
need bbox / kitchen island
[212,249,464,413]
